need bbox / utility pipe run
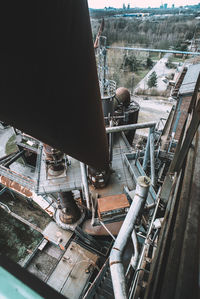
[109,176,151,299]
[150,128,156,187]
[80,162,90,210]
[106,122,156,134]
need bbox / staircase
[171,67,187,98]
[94,268,114,299]
[84,259,115,299]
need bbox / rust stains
[0,176,32,198]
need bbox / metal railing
[0,165,36,190]
[99,79,116,98]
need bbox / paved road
[134,53,174,93]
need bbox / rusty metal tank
[115,87,131,108]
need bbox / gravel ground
[133,95,175,136]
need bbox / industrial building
[0,1,199,299]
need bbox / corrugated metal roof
[179,63,200,95]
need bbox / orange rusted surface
[59,244,65,251]
[0,176,32,197]
[82,219,123,236]
[174,96,192,141]
[97,193,129,217]
[45,208,54,217]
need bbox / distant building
[127,4,130,9]
[123,3,126,9]
[105,6,116,11]
[164,3,168,9]
[172,4,175,9]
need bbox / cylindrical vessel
[102,96,115,119]
[43,144,65,176]
[58,191,81,224]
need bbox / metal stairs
[84,259,115,299]
[94,267,114,299]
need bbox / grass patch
[5,134,24,164]
[135,69,150,85]
[5,134,18,155]
[0,208,42,264]
[169,56,184,63]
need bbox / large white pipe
[109,176,151,299]
[131,229,139,270]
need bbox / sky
[88,0,200,9]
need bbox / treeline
[91,15,200,50]
[89,8,197,19]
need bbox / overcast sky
[88,0,200,9]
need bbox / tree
[174,40,188,51]
[146,57,153,69]
[165,56,176,69]
[147,71,157,88]
[123,54,141,72]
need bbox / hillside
[91,14,200,93]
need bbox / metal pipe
[106,122,156,134]
[107,46,200,56]
[129,187,162,299]
[0,187,7,195]
[99,220,116,240]
[131,229,139,269]
[109,176,151,299]
[145,203,156,210]
[143,128,151,171]
[150,128,156,187]
[109,119,114,163]
[80,162,90,210]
